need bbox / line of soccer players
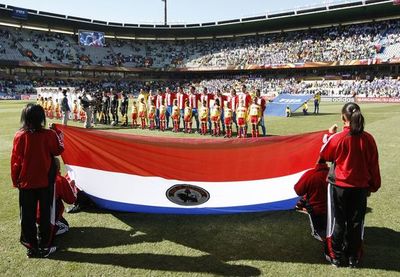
[39,84,267,137]
[131,85,267,138]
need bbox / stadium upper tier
[0,18,399,70]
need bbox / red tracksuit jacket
[320,126,381,192]
[11,128,64,189]
[294,163,329,215]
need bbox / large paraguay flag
[55,125,325,214]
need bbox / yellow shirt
[184,106,192,118]
[236,106,247,119]
[148,105,156,115]
[200,106,208,120]
[159,105,166,115]
[172,105,179,117]
[211,105,221,118]
[138,102,147,114]
[55,103,60,112]
[225,108,233,118]
[303,103,308,110]
[47,100,53,110]
[137,93,149,104]
[314,94,321,103]
[131,104,138,114]
[249,103,261,117]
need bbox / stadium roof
[0,0,399,39]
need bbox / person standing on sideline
[320,102,381,268]
[11,104,64,258]
[60,90,70,125]
[303,101,309,115]
[79,91,92,128]
[314,92,321,114]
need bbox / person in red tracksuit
[52,158,77,236]
[11,104,64,258]
[320,102,381,268]
[294,161,329,242]
[37,158,77,236]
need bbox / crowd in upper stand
[0,19,399,68]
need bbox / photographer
[78,90,92,129]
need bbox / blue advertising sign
[12,8,28,20]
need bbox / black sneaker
[325,254,342,267]
[40,246,57,258]
[26,248,39,258]
[67,204,82,213]
[348,257,359,268]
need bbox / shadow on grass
[53,211,400,273]
[53,251,260,276]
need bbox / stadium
[0,0,399,275]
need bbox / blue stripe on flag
[88,194,300,215]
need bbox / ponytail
[341,102,364,135]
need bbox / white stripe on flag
[66,165,306,209]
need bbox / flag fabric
[55,124,325,214]
[265,94,314,117]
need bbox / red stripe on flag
[55,125,325,182]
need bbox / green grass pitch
[0,100,399,276]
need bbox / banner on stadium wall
[355,97,400,103]
[320,96,355,103]
[55,124,326,214]
[265,94,313,117]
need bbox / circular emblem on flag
[166,184,210,206]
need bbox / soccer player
[148,103,156,130]
[164,87,175,129]
[72,100,78,121]
[171,99,180,133]
[159,100,167,132]
[100,91,110,125]
[214,89,227,134]
[255,89,267,136]
[155,89,164,129]
[176,86,187,130]
[110,91,119,125]
[188,86,200,133]
[236,100,248,138]
[249,98,261,138]
[131,101,138,128]
[320,103,381,268]
[210,98,221,136]
[138,98,147,129]
[11,104,64,258]
[183,100,193,133]
[228,89,239,132]
[120,92,129,127]
[294,160,329,242]
[199,100,209,135]
[224,105,233,138]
